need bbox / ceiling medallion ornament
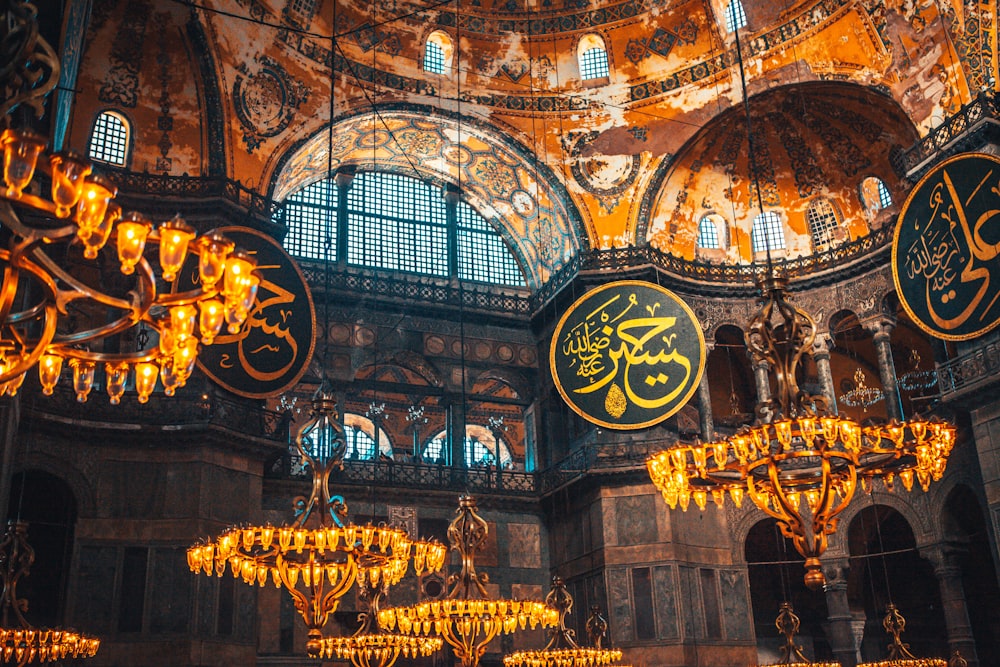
[0,0,259,404]
[0,521,100,665]
[378,495,558,667]
[647,271,956,589]
[550,281,706,430]
[187,385,447,658]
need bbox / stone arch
[827,489,934,558]
[267,105,586,289]
[17,449,95,518]
[473,368,533,402]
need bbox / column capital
[812,332,834,359]
[334,166,356,188]
[822,558,851,591]
[863,317,896,341]
[920,542,969,576]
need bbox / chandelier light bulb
[37,353,62,396]
[158,216,195,282]
[0,129,45,198]
[115,213,151,275]
[48,152,91,217]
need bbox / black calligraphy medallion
[549,281,705,430]
[190,227,315,398]
[893,153,1000,341]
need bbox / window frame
[806,197,841,249]
[577,33,610,83]
[88,109,132,167]
[424,30,454,76]
[751,211,785,254]
[724,0,747,32]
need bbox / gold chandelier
[378,495,558,667]
[187,386,448,657]
[503,576,621,667]
[0,521,99,665]
[647,271,956,589]
[0,0,259,403]
[753,601,839,667]
[317,571,443,667]
[858,604,946,667]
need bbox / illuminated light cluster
[505,647,623,667]
[0,128,261,404]
[187,523,447,590]
[319,631,444,666]
[0,628,100,664]
[379,599,558,638]
[648,272,958,590]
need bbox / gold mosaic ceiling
[68,0,996,273]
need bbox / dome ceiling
[644,82,918,262]
[67,0,994,268]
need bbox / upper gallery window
[806,198,841,248]
[859,176,893,213]
[343,413,392,460]
[88,110,130,166]
[697,215,721,249]
[578,34,610,81]
[424,31,454,75]
[281,171,526,287]
[751,211,785,253]
[724,0,747,32]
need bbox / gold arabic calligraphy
[902,166,1000,331]
[560,292,693,413]
[215,263,300,382]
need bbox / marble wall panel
[719,569,753,640]
[149,547,191,633]
[653,565,680,640]
[71,545,117,633]
[615,494,659,546]
[508,523,541,568]
[606,568,634,643]
[677,566,701,640]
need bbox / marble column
[823,559,858,667]
[868,321,904,422]
[0,396,20,522]
[698,343,715,441]
[752,357,772,421]
[813,333,838,415]
[922,545,979,666]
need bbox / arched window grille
[88,110,130,166]
[806,198,840,248]
[724,0,747,32]
[578,34,610,81]
[343,413,393,460]
[697,215,721,249]
[424,31,454,75]
[423,426,513,468]
[860,176,893,213]
[751,211,785,253]
[280,171,526,287]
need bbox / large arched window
[280,171,526,287]
[88,110,130,166]
[859,176,893,213]
[806,198,841,249]
[751,211,785,253]
[424,31,454,75]
[343,413,393,460]
[577,34,610,81]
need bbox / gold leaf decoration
[605,383,627,419]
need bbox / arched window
[423,425,513,468]
[859,176,893,213]
[88,110,130,166]
[697,215,721,249]
[280,171,526,287]
[751,211,784,253]
[806,198,841,248]
[577,34,610,81]
[343,413,392,460]
[724,0,747,32]
[424,31,454,75]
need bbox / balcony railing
[893,91,999,177]
[22,384,287,442]
[936,339,1000,402]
